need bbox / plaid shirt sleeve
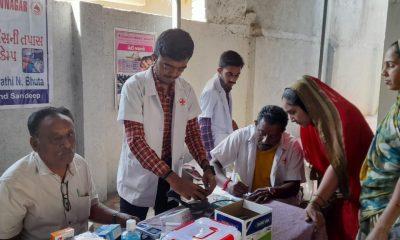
[198,117,214,161]
[124,120,171,177]
[185,118,209,168]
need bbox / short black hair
[390,40,400,58]
[154,29,194,61]
[219,50,244,68]
[140,55,152,61]
[257,105,288,130]
[282,88,308,113]
[27,106,74,137]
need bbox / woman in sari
[282,75,373,240]
[358,40,400,240]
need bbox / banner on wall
[114,28,155,107]
[0,0,50,109]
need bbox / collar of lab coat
[144,68,184,97]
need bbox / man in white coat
[117,29,216,220]
[210,105,305,205]
[199,50,244,160]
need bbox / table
[141,199,327,240]
[264,200,327,240]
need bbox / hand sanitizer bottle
[121,219,140,240]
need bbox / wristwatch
[112,212,118,224]
[203,165,216,176]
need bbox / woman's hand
[365,225,390,240]
[305,202,325,228]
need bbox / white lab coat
[117,69,201,207]
[210,125,305,190]
[199,74,233,146]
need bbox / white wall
[322,0,387,117]
[248,0,323,134]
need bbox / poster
[0,0,50,109]
[114,28,155,106]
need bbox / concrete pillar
[72,1,109,200]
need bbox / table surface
[140,189,327,240]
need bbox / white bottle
[121,219,140,240]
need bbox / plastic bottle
[121,219,141,240]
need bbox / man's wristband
[199,159,209,169]
[161,169,173,180]
[203,165,216,175]
[222,178,232,191]
[112,212,118,224]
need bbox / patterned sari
[291,76,373,240]
[358,94,400,238]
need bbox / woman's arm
[305,165,338,226]
[366,178,400,240]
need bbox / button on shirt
[0,152,98,240]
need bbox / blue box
[94,224,122,240]
[215,200,272,240]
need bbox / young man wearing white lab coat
[199,51,244,160]
[210,105,305,205]
[117,29,216,220]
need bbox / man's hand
[246,187,272,203]
[167,172,207,200]
[116,212,140,227]
[305,203,325,228]
[227,181,249,197]
[203,169,216,195]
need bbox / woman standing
[282,75,373,240]
[358,40,400,240]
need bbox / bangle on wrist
[203,165,216,175]
[309,201,322,211]
[312,194,327,207]
[222,178,232,191]
[200,159,208,169]
[162,169,173,180]
[267,187,274,197]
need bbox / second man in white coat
[199,51,244,160]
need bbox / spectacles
[60,181,71,212]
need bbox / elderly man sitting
[0,107,137,240]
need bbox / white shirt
[117,68,201,207]
[199,74,233,145]
[210,125,305,190]
[0,152,98,240]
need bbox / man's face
[282,98,311,127]
[382,46,400,91]
[140,58,153,71]
[218,66,241,91]
[256,118,284,151]
[153,55,189,84]
[31,114,76,168]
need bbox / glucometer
[136,223,162,239]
